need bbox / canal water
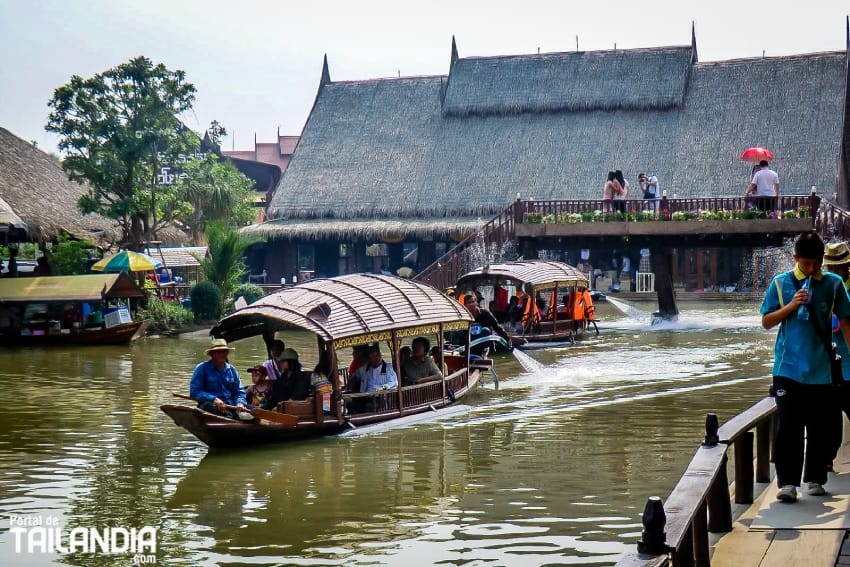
[0,299,776,566]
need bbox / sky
[1,0,848,154]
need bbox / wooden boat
[161,273,485,448]
[0,273,148,346]
[455,260,596,351]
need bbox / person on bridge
[823,242,850,469]
[747,160,780,211]
[760,232,850,503]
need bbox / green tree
[47,234,97,275]
[173,153,256,244]
[195,222,258,311]
[46,56,197,251]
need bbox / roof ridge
[457,44,693,63]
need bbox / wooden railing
[416,194,822,292]
[415,205,520,291]
[615,396,777,567]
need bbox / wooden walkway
[711,421,850,567]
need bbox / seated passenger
[402,337,443,386]
[262,339,285,381]
[349,344,397,413]
[266,348,310,409]
[430,345,448,375]
[245,365,272,408]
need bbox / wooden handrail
[615,396,777,566]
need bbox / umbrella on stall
[739,147,774,162]
[0,197,28,242]
[91,250,163,273]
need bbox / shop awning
[0,273,145,303]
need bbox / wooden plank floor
[712,421,850,567]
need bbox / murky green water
[0,300,775,566]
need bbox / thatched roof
[242,216,486,240]
[267,42,849,231]
[0,127,121,245]
[443,46,693,116]
[144,246,208,268]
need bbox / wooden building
[246,29,850,287]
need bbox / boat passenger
[349,344,398,413]
[245,365,272,408]
[430,345,448,375]
[402,337,443,386]
[347,344,370,381]
[266,348,310,409]
[189,339,249,418]
[262,339,285,380]
[464,295,515,349]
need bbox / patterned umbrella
[91,250,163,273]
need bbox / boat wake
[511,349,545,373]
[605,296,652,324]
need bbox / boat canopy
[0,273,145,303]
[211,273,473,348]
[457,260,589,292]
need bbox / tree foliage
[190,281,222,322]
[46,56,197,251]
[47,234,97,275]
[173,153,256,244]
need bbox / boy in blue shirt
[761,232,850,502]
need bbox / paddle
[171,393,299,427]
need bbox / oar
[171,393,298,427]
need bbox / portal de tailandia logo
[8,513,158,564]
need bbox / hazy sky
[1,1,847,154]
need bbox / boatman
[190,338,249,419]
[463,294,518,350]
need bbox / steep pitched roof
[267,47,849,227]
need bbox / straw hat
[205,338,234,356]
[824,242,850,267]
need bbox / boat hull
[162,370,480,449]
[0,321,148,346]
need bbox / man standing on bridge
[747,160,780,211]
[760,232,850,503]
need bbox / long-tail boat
[455,260,597,352]
[161,274,484,448]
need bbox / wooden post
[707,454,733,533]
[756,420,771,483]
[734,431,755,504]
[672,529,695,567]
[692,500,710,567]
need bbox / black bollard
[703,413,719,446]
[637,496,667,555]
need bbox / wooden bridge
[613,398,850,567]
[416,193,850,318]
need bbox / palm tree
[194,222,258,310]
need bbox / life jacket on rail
[521,294,542,330]
[578,288,595,321]
[546,290,557,321]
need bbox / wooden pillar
[671,249,679,286]
[650,248,679,319]
[734,432,755,504]
[756,420,771,483]
[708,248,720,290]
[696,247,704,290]
[707,455,733,532]
[693,500,710,567]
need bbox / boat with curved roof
[455,260,596,351]
[161,273,484,448]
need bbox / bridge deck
[711,421,850,566]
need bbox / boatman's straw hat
[205,338,234,356]
[824,242,850,267]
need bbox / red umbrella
[740,147,774,162]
